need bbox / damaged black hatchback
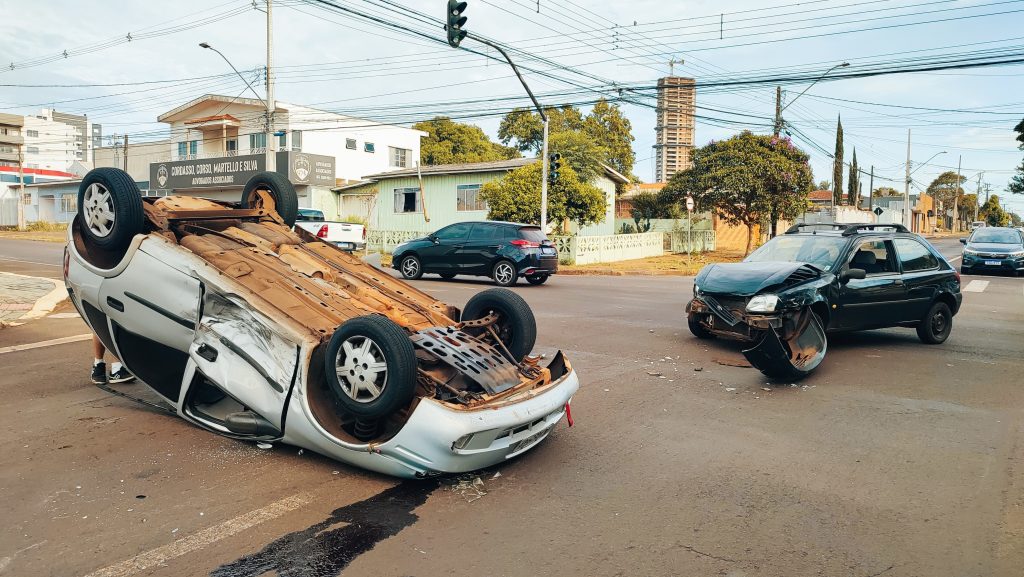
[687,224,962,380]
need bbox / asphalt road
[1,236,1023,577]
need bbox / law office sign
[150,154,265,190]
[277,151,335,186]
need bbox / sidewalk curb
[0,271,66,326]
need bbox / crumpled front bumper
[688,297,782,341]
[374,368,580,477]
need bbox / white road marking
[948,255,962,262]
[963,280,989,293]
[0,333,92,355]
[0,256,61,267]
[81,492,313,577]
[47,312,81,319]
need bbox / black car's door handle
[106,296,124,312]
[894,279,904,286]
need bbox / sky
[1,0,1023,217]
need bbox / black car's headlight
[693,283,701,296]
[746,294,779,313]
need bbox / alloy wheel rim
[495,263,514,284]
[83,183,115,238]
[402,257,419,277]
[335,336,388,403]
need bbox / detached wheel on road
[525,274,549,285]
[399,255,423,280]
[917,301,953,344]
[77,168,144,252]
[492,260,518,287]
[240,171,298,227]
[439,272,457,280]
[462,288,536,362]
[324,315,417,419]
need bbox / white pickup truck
[294,209,366,251]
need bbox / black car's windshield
[745,235,848,271]
[970,229,1021,244]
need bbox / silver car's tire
[240,171,298,227]
[461,288,536,361]
[324,315,417,419]
[76,168,144,252]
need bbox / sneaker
[109,367,136,384]
[91,362,107,385]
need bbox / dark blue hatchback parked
[391,221,558,286]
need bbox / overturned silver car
[65,168,578,478]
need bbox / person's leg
[90,336,107,384]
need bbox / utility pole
[868,165,874,213]
[952,155,961,232]
[541,118,549,233]
[265,0,276,173]
[773,86,782,137]
[976,172,983,222]
[123,133,128,172]
[16,146,25,230]
[903,129,912,231]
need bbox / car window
[970,228,1022,244]
[848,240,897,275]
[468,223,502,241]
[434,223,473,241]
[745,235,847,271]
[894,238,939,272]
[517,227,548,243]
[297,209,325,222]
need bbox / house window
[393,187,421,213]
[389,146,410,168]
[456,184,486,211]
[177,141,187,157]
[188,140,198,155]
[292,130,302,151]
[60,195,77,213]
[26,129,38,138]
[278,133,287,148]
[249,133,267,150]
[26,146,39,154]
[364,142,375,153]
[226,138,238,155]
[346,138,356,150]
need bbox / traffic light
[548,153,562,184]
[446,0,468,48]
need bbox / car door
[97,244,202,403]
[418,223,472,273]
[893,237,943,322]
[834,238,907,330]
[457,223,503,274]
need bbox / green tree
[498,100,636,180]
[958,193,978,228]
[1008,118,1024,195]
[629,190,678,232]
[817,180,831,191]
[548,130,607,184]
[926,171,966,227]
[663,132,814,255]
[413,117,520,165]
[979,194,1010,227]
[479,161,605,231]
[847,148,859,206]
[832,115,844,206]
[1010,212,1022,227]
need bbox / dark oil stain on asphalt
[211,481,437,577]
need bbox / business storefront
[149,151,336,211]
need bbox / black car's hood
[966,242,1022,253]
[695,261,821,297]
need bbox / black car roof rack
[784,223,909,236]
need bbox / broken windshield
[745,235,848,271]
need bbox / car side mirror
[959,238,967,245]
[840,268,866,283]
[428,234,439,244]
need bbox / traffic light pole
[467,34,549,232]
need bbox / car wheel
[749,310,827,382]
[324,315,417,419]
[439,273,457,280]
[76,168,144,252]
[240,171,298,227]
[399,255,423,280]
[916,301,953,344]
[492,260,518,287]
[461,288,537,362]
[525,274,549,285]
[686,308,715,339]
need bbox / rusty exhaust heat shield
[742,308,827,379]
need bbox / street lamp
[199,41,274,171]
[779,62,850,117]
[904,149,946,231]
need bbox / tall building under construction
[653,76,696,183]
